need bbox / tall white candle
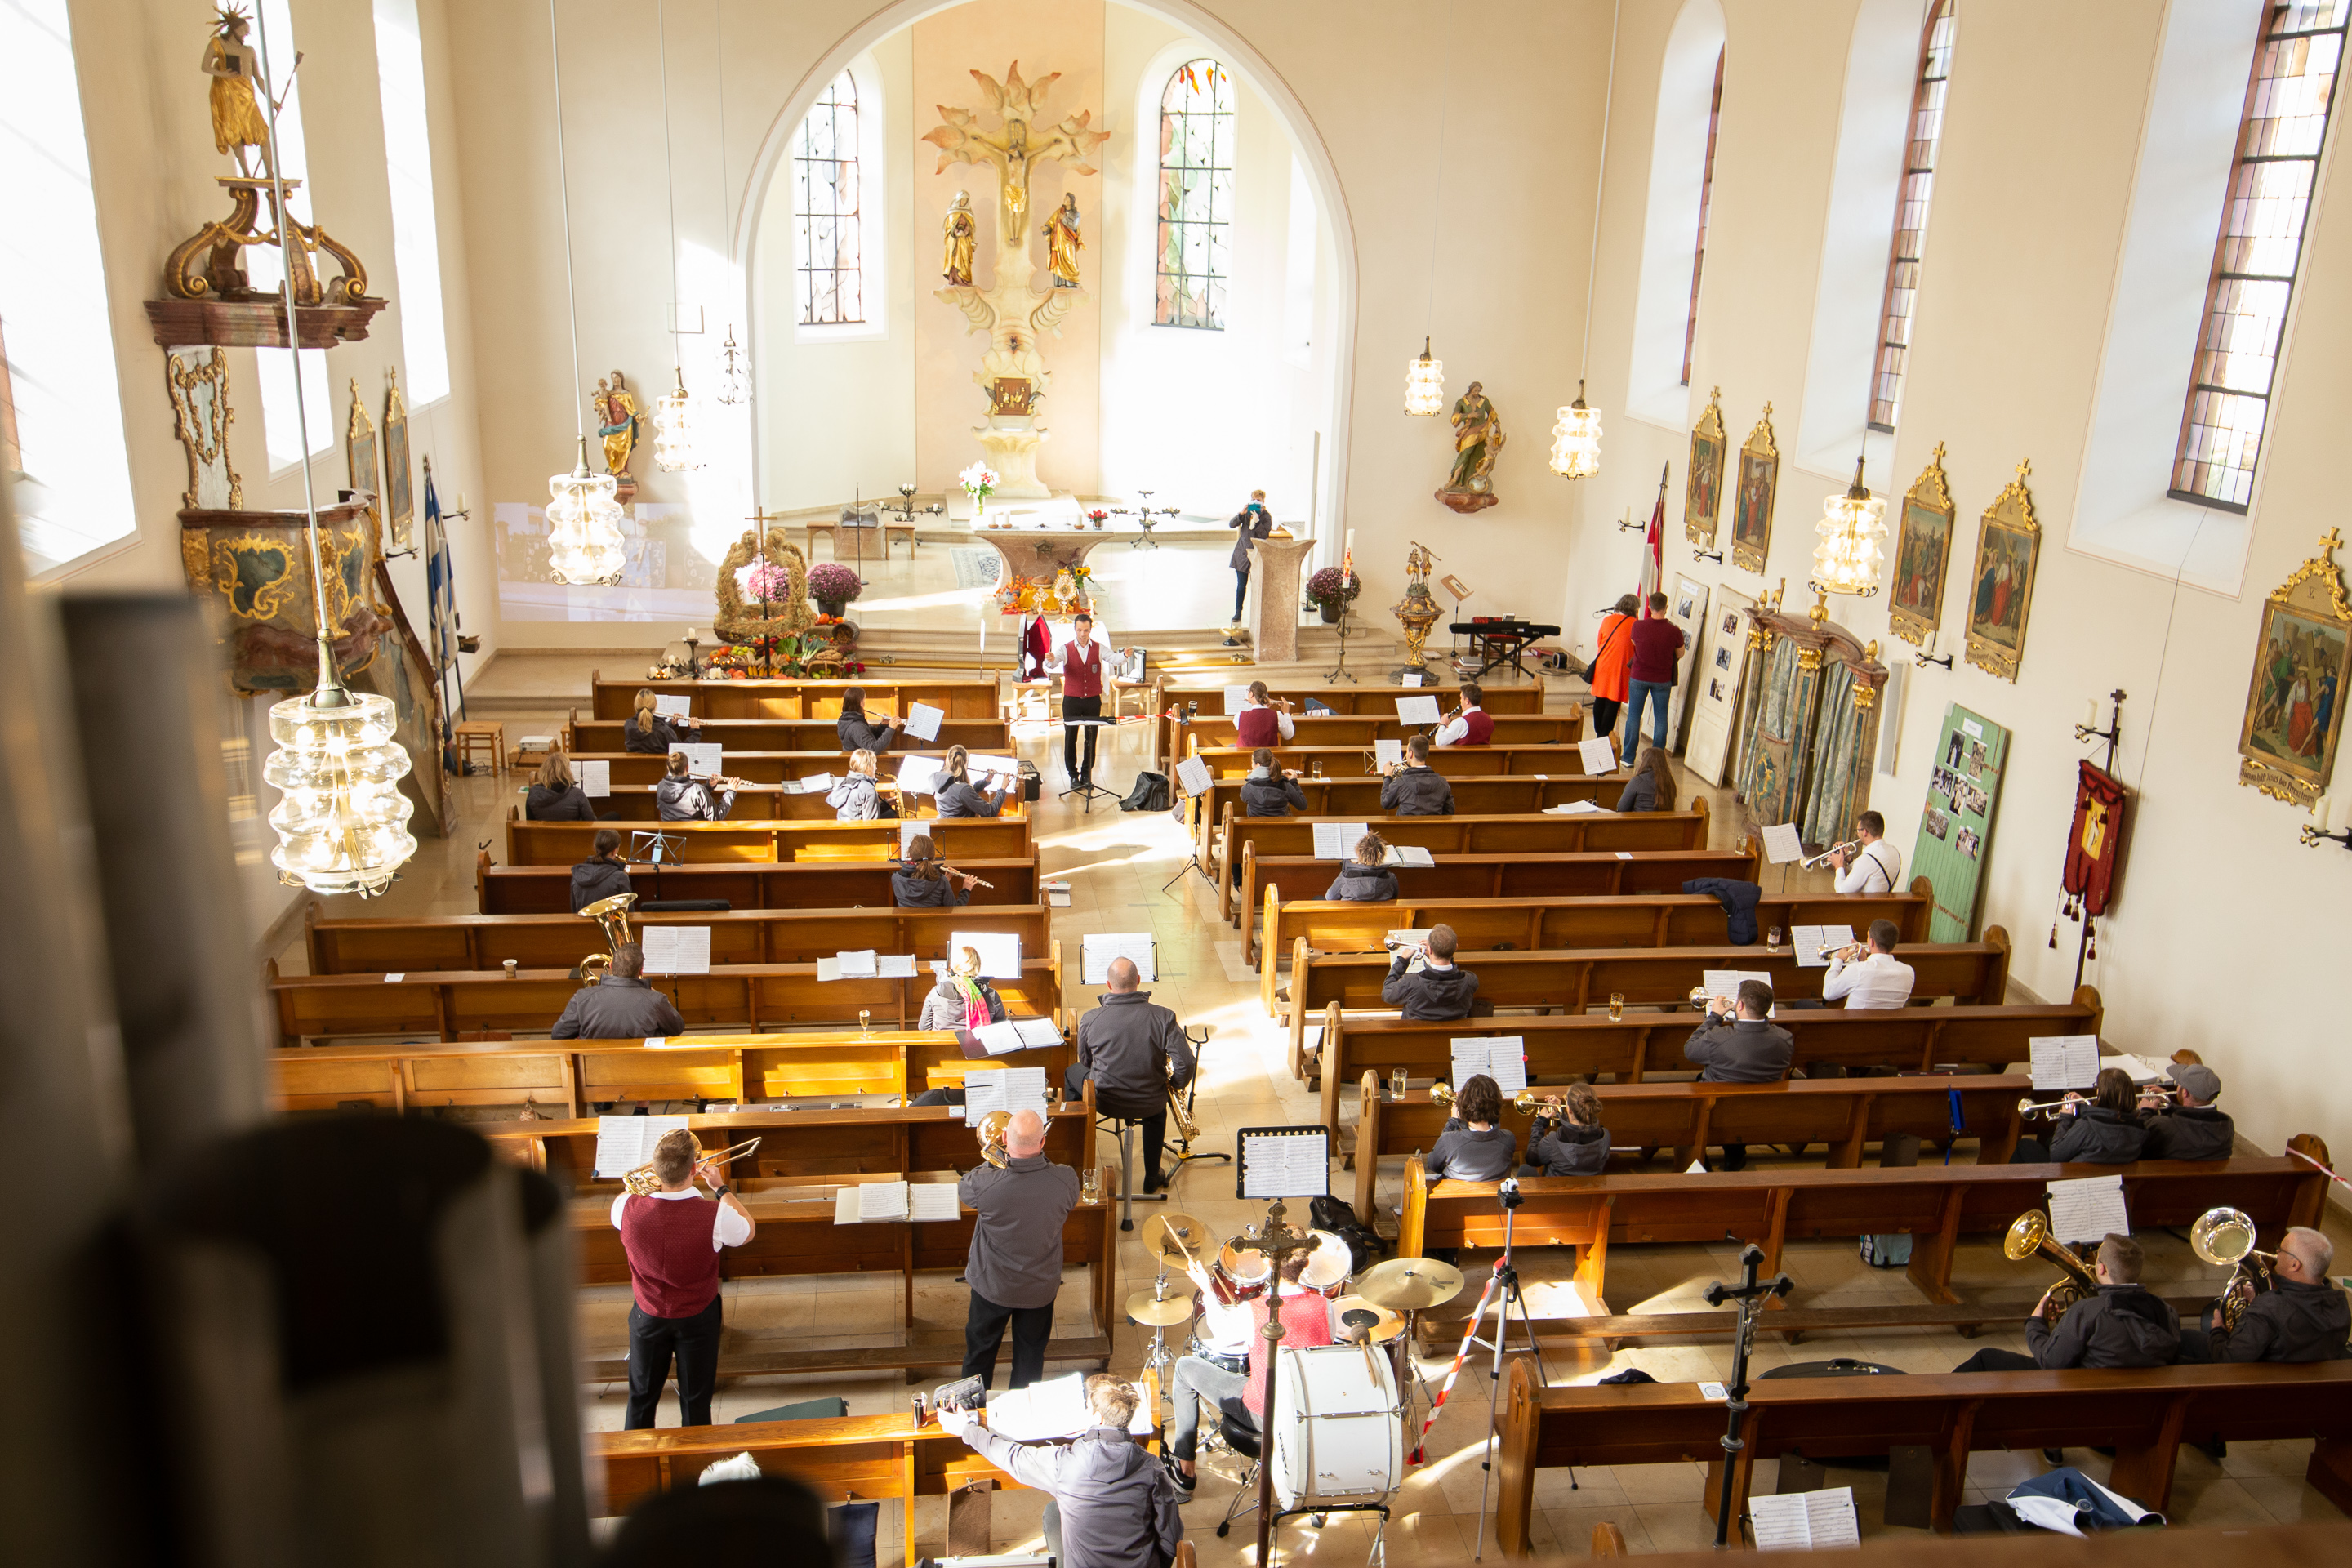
[2316,794,2334,831]
[2082,697,2097,727]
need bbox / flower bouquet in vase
[960,462,999,526]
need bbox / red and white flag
[1637,484,1664,607]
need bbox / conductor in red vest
[1049,612,1127,791]
[613,1129,757,1428]
[1233,680,1296,748]
[1431,681,1494,746]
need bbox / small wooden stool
[453,720,506,777]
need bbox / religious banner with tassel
[2050,760,2129,960]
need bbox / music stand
[629,829,685,901]
[1059,719,1120,814]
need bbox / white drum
[1268,1343,1405,1511]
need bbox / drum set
[1124,1209,1469,1548]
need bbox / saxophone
[1166,1058,1202,1149]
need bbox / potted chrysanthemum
[1306,566,1361,624]
[807,563,863,617]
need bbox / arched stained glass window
[1869,0,1956,432]
[795,71,863,325]
[1156,59,1232,329]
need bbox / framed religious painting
[1730,402,1779,574]
[1889,441,1955,648]
[1684,386,1725,551]
[345,378,382,550]
[1962,459,2040,682]
[382,367,416,553]
[2237,529,2352,810]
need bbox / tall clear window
[795,71,862,325]
[1156,58,1232,330]
[250,0,333,471]
[373,0,449,404]
[1682,49,1724,387]
[1869,0,1955,432]
[2173,2,2347,510]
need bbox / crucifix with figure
[924,61,1107,501]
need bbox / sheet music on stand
[950,931,1022,979]
[1396,694,1442,725]
[1374,738,1404,770]
[593,1115,691,1177]
[577,760,610,797]
[641,926,711,975]
[1577,735,1619,775]
[1449,1036,1528,1095]
[1223,685,1252,715]
[1748,1488,1860,1552]
[1311,821,1370,860]
[1760,823,1805,864]
[1236,1125,1331,1199]
[962,1065,1048,1125]
[2046,1173,2130,1244]
[1792,924,1854,969]
[903,702,945,742]
[653,694,693,720]
[2029,1035,2100,1092]
[898,756,945,797]
[1175,755,1214,797]
[1081,933,1157,984]
[669,742,724,777]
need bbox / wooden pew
[572,748,979,786]
[1156,675,1548,768]
[1189,742,1605,782]
[270,1030,1072,1115]
[591,675,1001,721]
[1188,773,1641,865]
[1178,711,1588,751]
[1305,988,2105,1128]
[1258,882,1932,1008]
[568,716,1011,754]
[306,902,1052,973]
[1348,1071,2031,1219]
[476,856,1042,914]
[1396,1148,2330,1314]
[1492,1358,2352,1552]
[268,948,1066,1046]
[502,813,1032,867]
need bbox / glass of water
[1392,1067,1410,1102]
[1080,1167,1103,1205]
[1608,992,1625,1022]
[1766,925,1785,948]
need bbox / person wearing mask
[1239,746,1307,816]
[1164,1248,1364,1498]
[1049,612,1125,790]
[525,750,599,820]
[1830,811,1904,895]
[1383,923,1477,1019]
[1615,746,1677,813]
[933,745,1010,818]
[893,835,980,907]
[1820,920,1915,1009]
[827,750,887,821]
[2016,1067,2148,1165]
[1525,1083,1610,1177]
[920,945,1010,1033]
[939,1374,1182,1568]
[1685,980,1793,1170]
[835,687,904,755]
[1584,595,1639,739]
[958,1108,1080,1390]
[1432,682,1494,746]
[2179,1227,2348,1364]
[1380,734,1455,816]
[1234,680,1296,748]
[656,751,738,822]
[612,1129,755,1428]
[1325,832,1400,902]
[551,942,686,1039]
[1621,591,1686,760]
[625,688,701,753]
[1070,958,1196,1193]
[1952,1234,2180,1373]
[570,828,634,912]
[2138,1062,2235,1161]
[1226,489,1273,630]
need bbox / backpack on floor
[1860,1232,1913,1268]
[1119,771,1171,812]
[1309,1194,1386,1274]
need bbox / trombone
[1801,839,1861,871]
[619,1134,764,1196]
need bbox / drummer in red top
[1431,681,1494,746]
[612,1129,757,1428]
[1234,679,1296,748]
[1049,612,1129,790]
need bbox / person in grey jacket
[1614,746,1677,813]
[893,835,977,907]
[1953,1234,2181,1372]
[2179,1227,2350,1363]
[918,946,1009,1032]
[2137,1062,2235,1161]
[1238,748,1307,816]
[655,751,735,821]
[1429,1073,1517,1180]
[933,745,1009,817]
[958,1109,1080,1390]
[1067,959,1196,1192]
[1383,923,1477,1018]
[827,750,886,821]
[939,1374,1182,1568]
[835,687,904,755]
[550,945,685,1039]
[1325,833,1399,901]
[1526,1083,1610,1176]
[570,830,633,912]
[2016,1068,2148,1165]
[1685,980,1793,1169]
[525,751,599,820]
[1379,734,1454,816]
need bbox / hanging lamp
[1551,0,1620,479]
[648,0,701,470]
[1548,379,1603,479]
[1405,336,1446,417]
[714,326,751,405]
[251,6,415,898]
[709,4,752,409]
[545,0,626,583]
[1811,454,1888,597]
[1405,25,1451,416]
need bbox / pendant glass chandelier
[1552,0,1619,480]
[1406,20,1451,417]
[1405,336,1446,416]
[714,326,751,405]
[1811,455,1888,597]
[251,6,414,897]
[1548,379,1604,479]
[545,0,626,581]
[648,0,702,471]
[653,368,698,470]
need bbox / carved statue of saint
[1043,192,1084,289]
[1437,381,1505,513]
[593,372,639,478]
[942,191,977,287]
[203,8,274,176]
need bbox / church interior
[8,0,2352,1563]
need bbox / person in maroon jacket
[1233,679,1295,748]
[1619,591,1686,760]
[612,1129,757,1427]
[1049,612,1128,789]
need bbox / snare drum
[1298,1229,1353,1298]
[1269,1343,1405,1511]
[1216,1241,1273,1303]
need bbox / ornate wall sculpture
[1733,588,1891,845]
[1684,387,1725,552]
[165,347,242,510]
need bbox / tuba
[2190,1205,2280,1333]
[572,891,639,979]
[976,1108,1014,1169]
[2002,1209,2101,1319]
[619,1134,764,1196]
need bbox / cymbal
[1127,1288,1198,1328]
[1140,1211,1209,1263]
[1329,1294,1405,1345]
[1356,1256,1466,1312]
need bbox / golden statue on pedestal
[203,7,274,176]
[1043,192,1085,289]
[942,191,978,286]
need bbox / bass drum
[1269,1343,1404,1512]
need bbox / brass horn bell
[976,1108,1014,1169]
[572,891,639,980]
[2002,1209,2101,1320]
[2191,1205,2280,1333]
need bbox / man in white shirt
[1831,810,1903,895]
[611,1129,757,1427]
[1822,920,1915,1009]
[1432,682,1490,747]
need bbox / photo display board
[1913,702,2011,943]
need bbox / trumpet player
[1432,681,1492,746]
[2138,1062,2235,1161]
[1069,957,1196,1194]
[614,1129,755,1428]
[2178,1227,2347,1365]
[1820,920,1915,1009]
[1829,811,1902,895]
[1525,1083,1610,1177]
[2014,1067,2147,1165]
[960,1108,1080,1392]
[1952,1233,2180,1374]
[551,942,685,1040]
[1685,981,1792,1170]
[1383,923,1479,1019]
[1379,733,1456,816]
[657,750,737,821]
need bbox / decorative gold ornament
[1961,460,2041,683]
[2236,527,2351,809]
[1888,442,1955,648]
[1730,402,1780,575]
[1685,387,1726,549]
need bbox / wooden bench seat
[502,813,1032,867]
[270,1030,1071,1115]
[569,716,1012,754]
[1187,774,1643,864]
[571,748,979,786]
[1180,712,1588,751]
[476,856,1041,914]
[1188,742,1608,782]
[591,675,1000,721]
[308,903,1051,974]
[268,948,1064,1046]
[1347,1071,2031,1218]
[1156,675,1547,768]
